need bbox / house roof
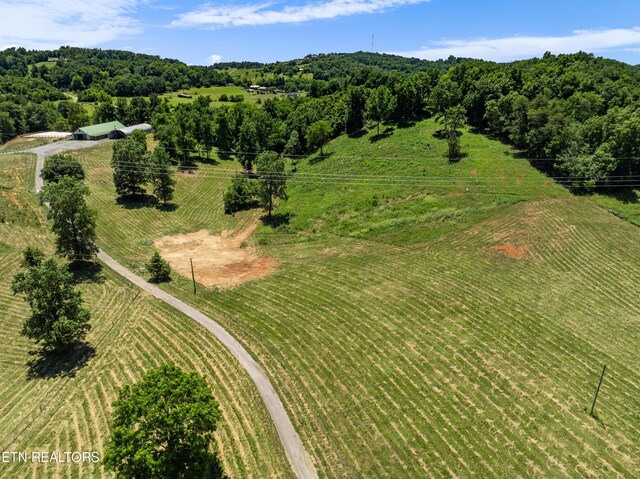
[76,121,125,137]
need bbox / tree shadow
[156,202,179,212]
[207,452,230,479]
[369,127,394,143]
[26,342,95,380]
[69,260,105,284]
[148,275,172,284]
[261,212,293,228]
[116,194,157,210]
[178,164,199,173]
[347,129,368,139]
[217,152,235,161]
[601,187,639,204]
[309,152,333,165]
[195,155,219,166]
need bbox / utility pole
[371,34,375,52]
[190,258,197,295]
[590,364,607,416]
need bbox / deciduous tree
[41,154,85,183]
[256,151,287,217]
[104,365,221,479]
[147,147,176,204]
[40,176,98,261]
[12,251,91,351]
[305,120,332,155]
[366,85,396,135]
[112,133,148,196]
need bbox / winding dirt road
[29,140,318,479]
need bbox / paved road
[29,141,318,479]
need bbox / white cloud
[0,0,142,50]
[171,0,430,28]
[392,27,640,62]
[208,54,223,64]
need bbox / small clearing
[154,224,277,289]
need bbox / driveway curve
[29,140,318,479]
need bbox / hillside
[67,120,640,477]
[0,152,293,478]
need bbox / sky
[1,0,640,65]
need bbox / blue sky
[1,0,640,65]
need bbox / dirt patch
[470,169,478,176]
[490,242,526,259]
[154,224,277,289]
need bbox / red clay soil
[490,242,526,259]
[154,224,277,289]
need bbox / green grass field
[68,119,640,477]
[159,85,288,107]
[0,153,293,478]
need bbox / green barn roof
[76,121,125,137]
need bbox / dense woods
[1,46,639,189]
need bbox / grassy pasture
[0,153,293,478]
[159,85,288,106]
[71,120,640,477]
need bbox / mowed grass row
[171,198,640,478]
[75,120,640,477]
[0,153,293,478]
[71,145,257,266]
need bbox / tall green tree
[366,85,396,135]
[344,85,366,134]
[256,151,287,217]
[12,251,91,351]
[93,99,117,124]
[112,133,148,196]
[436,105,467,159]
[172,105,196,165]
[41,176,98,261]
[147,147,176,204]
[104,364,221,479]
[237,119,259,172]
[213,107,234,152]
[305,120,332,155]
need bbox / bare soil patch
[154,224,277,289]
[490,242,526,259]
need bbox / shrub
[223,175,259,214]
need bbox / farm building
[108,123,153,139]
[72,121,125,141]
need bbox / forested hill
[0,46,233,96]
[251,51,468,80]
[1,47,639,189]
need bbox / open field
[0,153,293,478]
[159,85,289,106]
[70,120,640,477]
